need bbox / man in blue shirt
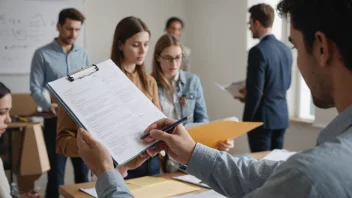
[29,8,89,198]
[77,0,352,197]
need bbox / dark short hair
[165,17,184,29]
[248,3,275,28]
[277,0,352,71]
[0,82,11,99]
[58,8,85,26]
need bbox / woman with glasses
[151,35,234,172]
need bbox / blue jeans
[43,118,89,198]
[247,126,286,152]
[124,156,160,180]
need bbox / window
[297,74,315,120]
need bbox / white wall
[185,0,248,121]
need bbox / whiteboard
[0,0,85,74]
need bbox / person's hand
[116,151,152,178]
[234,88,246,103]
[49,103,58,115]
[143,118,196,165]
[217,139,234,152]
[77,128,114,177]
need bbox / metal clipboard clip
[67,64,99,82]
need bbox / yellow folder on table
[188,121,263,148]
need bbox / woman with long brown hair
[56,16,161,179]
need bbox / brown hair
[58,8,85,25]
[248,3,274,28]
[151,34,182,94]
[110,16,152,96]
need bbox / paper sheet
[131,180,200,198]
[171,190,226,198]
[47,59,166,166]
[80,188,97,198]
[215,81,246,98]
[172,175,210,189]
[262,149,297,161]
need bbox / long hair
[0,82,11,99]
[151,34,182,94]
[110,16,152,95]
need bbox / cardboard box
[10,93,54,118]
[10,94,38,117]
[20,123,50,176]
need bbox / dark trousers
[247,126,286,152]
[124,156,160,180]
[43,117,89,198]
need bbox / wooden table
[59,151,270,198]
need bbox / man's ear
[56,23,60,32]
[315,31,331,68]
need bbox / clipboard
[47,60,167,167]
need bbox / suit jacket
[243,34,293,129]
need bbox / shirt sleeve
[96,170,133,198]
[193,76,209,123]
[187,143,282,198]
[150,77,161,110]
[56,105,80,157]
[30,50,51,111]
[244,168,320,198]
[243,47,266,121]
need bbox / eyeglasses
[159,55,184,64]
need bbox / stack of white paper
[263,149,297,161]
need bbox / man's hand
[116,152,152,178]
[234,88,247,103]
[77,128,114,177]
[49,103,58,115]
[143,118,196,165]
[217,139,234,152]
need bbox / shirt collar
[317,105,352,145]
[260,32,273,41]
[51,38,79,53]
[178,70,186,85]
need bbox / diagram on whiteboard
[0,0,84,74]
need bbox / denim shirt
[158,70,209,124]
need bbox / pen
[140,115,190,139]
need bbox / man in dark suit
[240,3,293,152]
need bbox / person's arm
[150,78,161,110]
[193,76,209,123]
[187,143,282,198]
[56,105,80,157]
[244,168,319,198]
[243,47,266,121]
[96,170,133,198]
[30,50,51,111]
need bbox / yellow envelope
[125,176,200,198]
[188,121,263,148]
